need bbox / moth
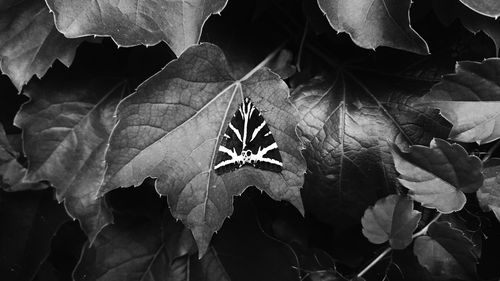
[214,97,283,175]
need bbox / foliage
[1,0,500,280]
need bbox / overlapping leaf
[433,0,500,56]
[290,68,450,227]
[361,194,421,249]
[316,0,429,54]
[459,0,500,18]
[0,0,83,90]
[418,58,500,144]
[46,0,228,56]
[100,43,306,256]
[74,218,230,281]
[392,138,483,213]
[413,221,478,280]
[477,158,500,222]
[14,78,127,242]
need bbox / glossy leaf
[290,69,450,228]
[14,78,127,243]
[46,0,228,56]
[413,221,478,280]
[418,58,500,144]
[316,0,429,54]
[0,0,82,90]
[392,138,483,213]
[477,158,500,222]
[361,194,421,249]
[101,43,306,256]
[0,189,69,281]
[459,0,500,18]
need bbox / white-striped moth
[214,97,283,175]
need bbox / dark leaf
[316,0,429,54]
[14,78,127,243]
[0,0,83,90]
[477,158,500,222]
[290,68,450,228]
[45,0,228,56]
[433,0,500,55]
[418,58,500,144]
[100,43,306,256]
[361,194,421,249]
[413,221,479,280]
[392,138,483,213]
[0,189,69,281]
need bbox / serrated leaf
[418,58,500,144]
[361,194,421,249]
[290,69,450,228]
[45,0,227,56]
[413,221,478,281]
[477,158,500,222]
[101,43,306,256]
[459,0,500,18]
[392,138,483,213]
[0,189,69,281]
[14,78,127,243]
[316,0,429,54]
[0,0,83,90]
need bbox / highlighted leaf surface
[419,58,500,144]
[317,0,429,54]
[46,0,228,56]
[392,138,483,213]
[101,43,306,256]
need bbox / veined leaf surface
[101,43,306,256]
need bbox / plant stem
[240,41,287,81]
[357,247,392,278]
[483,140,500,162]
[412,213,442,239]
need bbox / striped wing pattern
[214,97,283,175]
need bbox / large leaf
[459,0,500,18]
[316,0,429,54]
[45,0,228,56]
[413,221,478,280]
[433,0,500,55]
[100,43,306,256]
[0,189,69,281]
[392,138,483,213]
[361,194,421,249]
[477,158,500,222]
[0,0,83,90]
[418,58,500,144]
[74,217,230,281]
[290,68,450,227]
[14,78,127,243]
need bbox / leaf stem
[412,212,442,238]
[357,247,392,278]
[296,20,308,72]
[239,41,288,82]
[482,140,500,162]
